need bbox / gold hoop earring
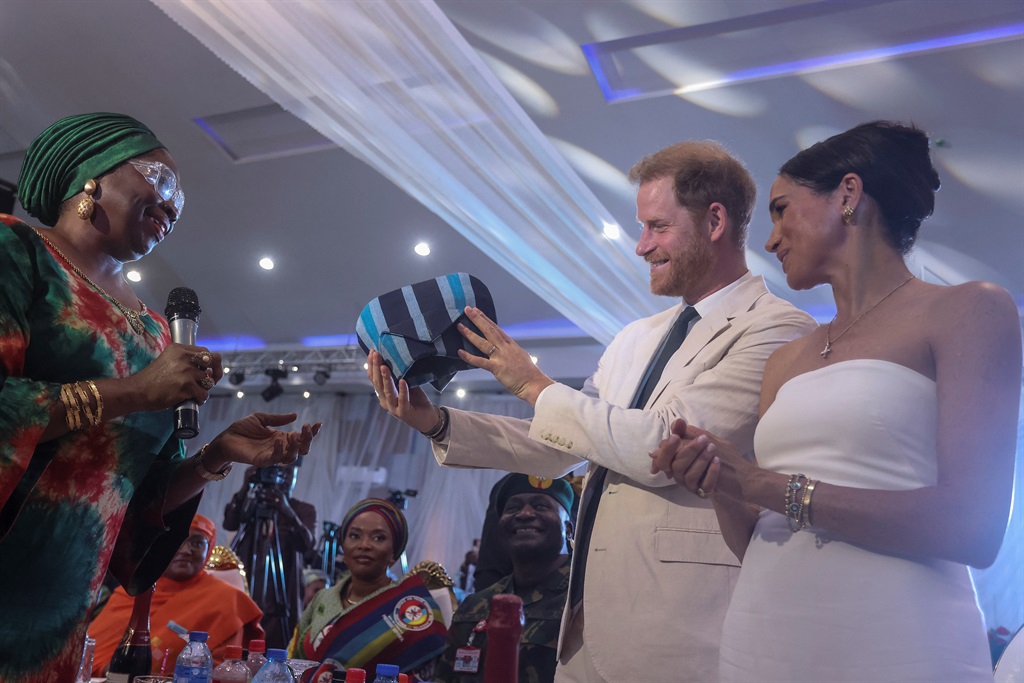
[76,179,97,221]
[842,205,854,224]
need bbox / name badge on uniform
[453,646,481,673]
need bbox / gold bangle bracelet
[86,380,104,424]
[61,383,82,431]
[800,479,818,529]
[74,382,95,427]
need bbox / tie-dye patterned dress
[0,215,199,682]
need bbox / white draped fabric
[194,391,531,580]
[150,0,665,346]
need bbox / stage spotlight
[313,369,331,386]
[262,367,288,402]
[229,370,246,386]
[262,380,284,402]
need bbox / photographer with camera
[224,463,318,648]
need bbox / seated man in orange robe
[91,514,264,674]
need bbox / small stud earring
[76,179,97,221]
[842,205,854,224]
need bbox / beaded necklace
[34,230,148,335]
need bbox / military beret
[495,474,575,515]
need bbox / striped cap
[356,273,495,391]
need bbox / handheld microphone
[165,287,202,439]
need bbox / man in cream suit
[368,140,816,682]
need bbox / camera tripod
[231,498,293,646]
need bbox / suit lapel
[644,276,769,407]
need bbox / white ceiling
[1,0,1021,396]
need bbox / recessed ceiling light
[236,390,245,398]
[259,257,275,270]
[414,242,431,256]
[602,222,620,240]
[530,355,539,364]
[363,363,369,370]
[303,391,311,398]
[455,388,466,398]
[291,365,299,372]
[126,270,142,282]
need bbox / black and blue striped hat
[356,273,496,391]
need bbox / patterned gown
[0,215,197,682]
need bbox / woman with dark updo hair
[651,120,1020,680]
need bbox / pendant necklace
[34,230,148,335]
[821,274,914,358]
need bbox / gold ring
[201,353,212,365]
[199,376,215,390]
[696,487,707,498]
[488,345,497,356]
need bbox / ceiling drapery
[151,0,667,344]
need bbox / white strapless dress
[720,360,993,682]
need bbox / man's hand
[457,306,554,407]
[366,349,440,432]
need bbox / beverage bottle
[251,649,293,683]
[371,664,399,683]
[174,631,214,683]
[245,640,267,678]
[483,594,524,683]
[106,586,155,683]
[213,645,252,683]
[343,669,366,683]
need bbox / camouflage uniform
[436,563,569,683]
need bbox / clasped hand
[649,418,744,499]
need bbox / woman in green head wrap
[0,113,322,683]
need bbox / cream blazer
[434,275,816,682]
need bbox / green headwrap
[17,112,164,226]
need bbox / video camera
[254,465,291,487]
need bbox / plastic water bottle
[371,664,399,683]
[245,640,267,678]
[174,631,214,683]
[213,645,252,683]
[252,649,293,683]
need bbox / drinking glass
[75,636,96,683]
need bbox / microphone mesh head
[165,287,202,321]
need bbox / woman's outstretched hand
[209,412,321,469]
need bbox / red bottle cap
[224,645,243,660]
[488,594,525,628]
[398,675,409,683]
[344,668,366,683]
[248,639,266,653]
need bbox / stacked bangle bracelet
[421,405,450,442]
[60,380,103,431]
[784,473,818,531]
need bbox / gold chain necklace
[34,230,148,335]
[821,274,915,358]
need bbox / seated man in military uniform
[437,474,575,683]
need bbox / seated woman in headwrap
[90,514,264,674]
[291,499,454,681]
[0,112,321,683]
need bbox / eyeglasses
[128,159,185,220]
